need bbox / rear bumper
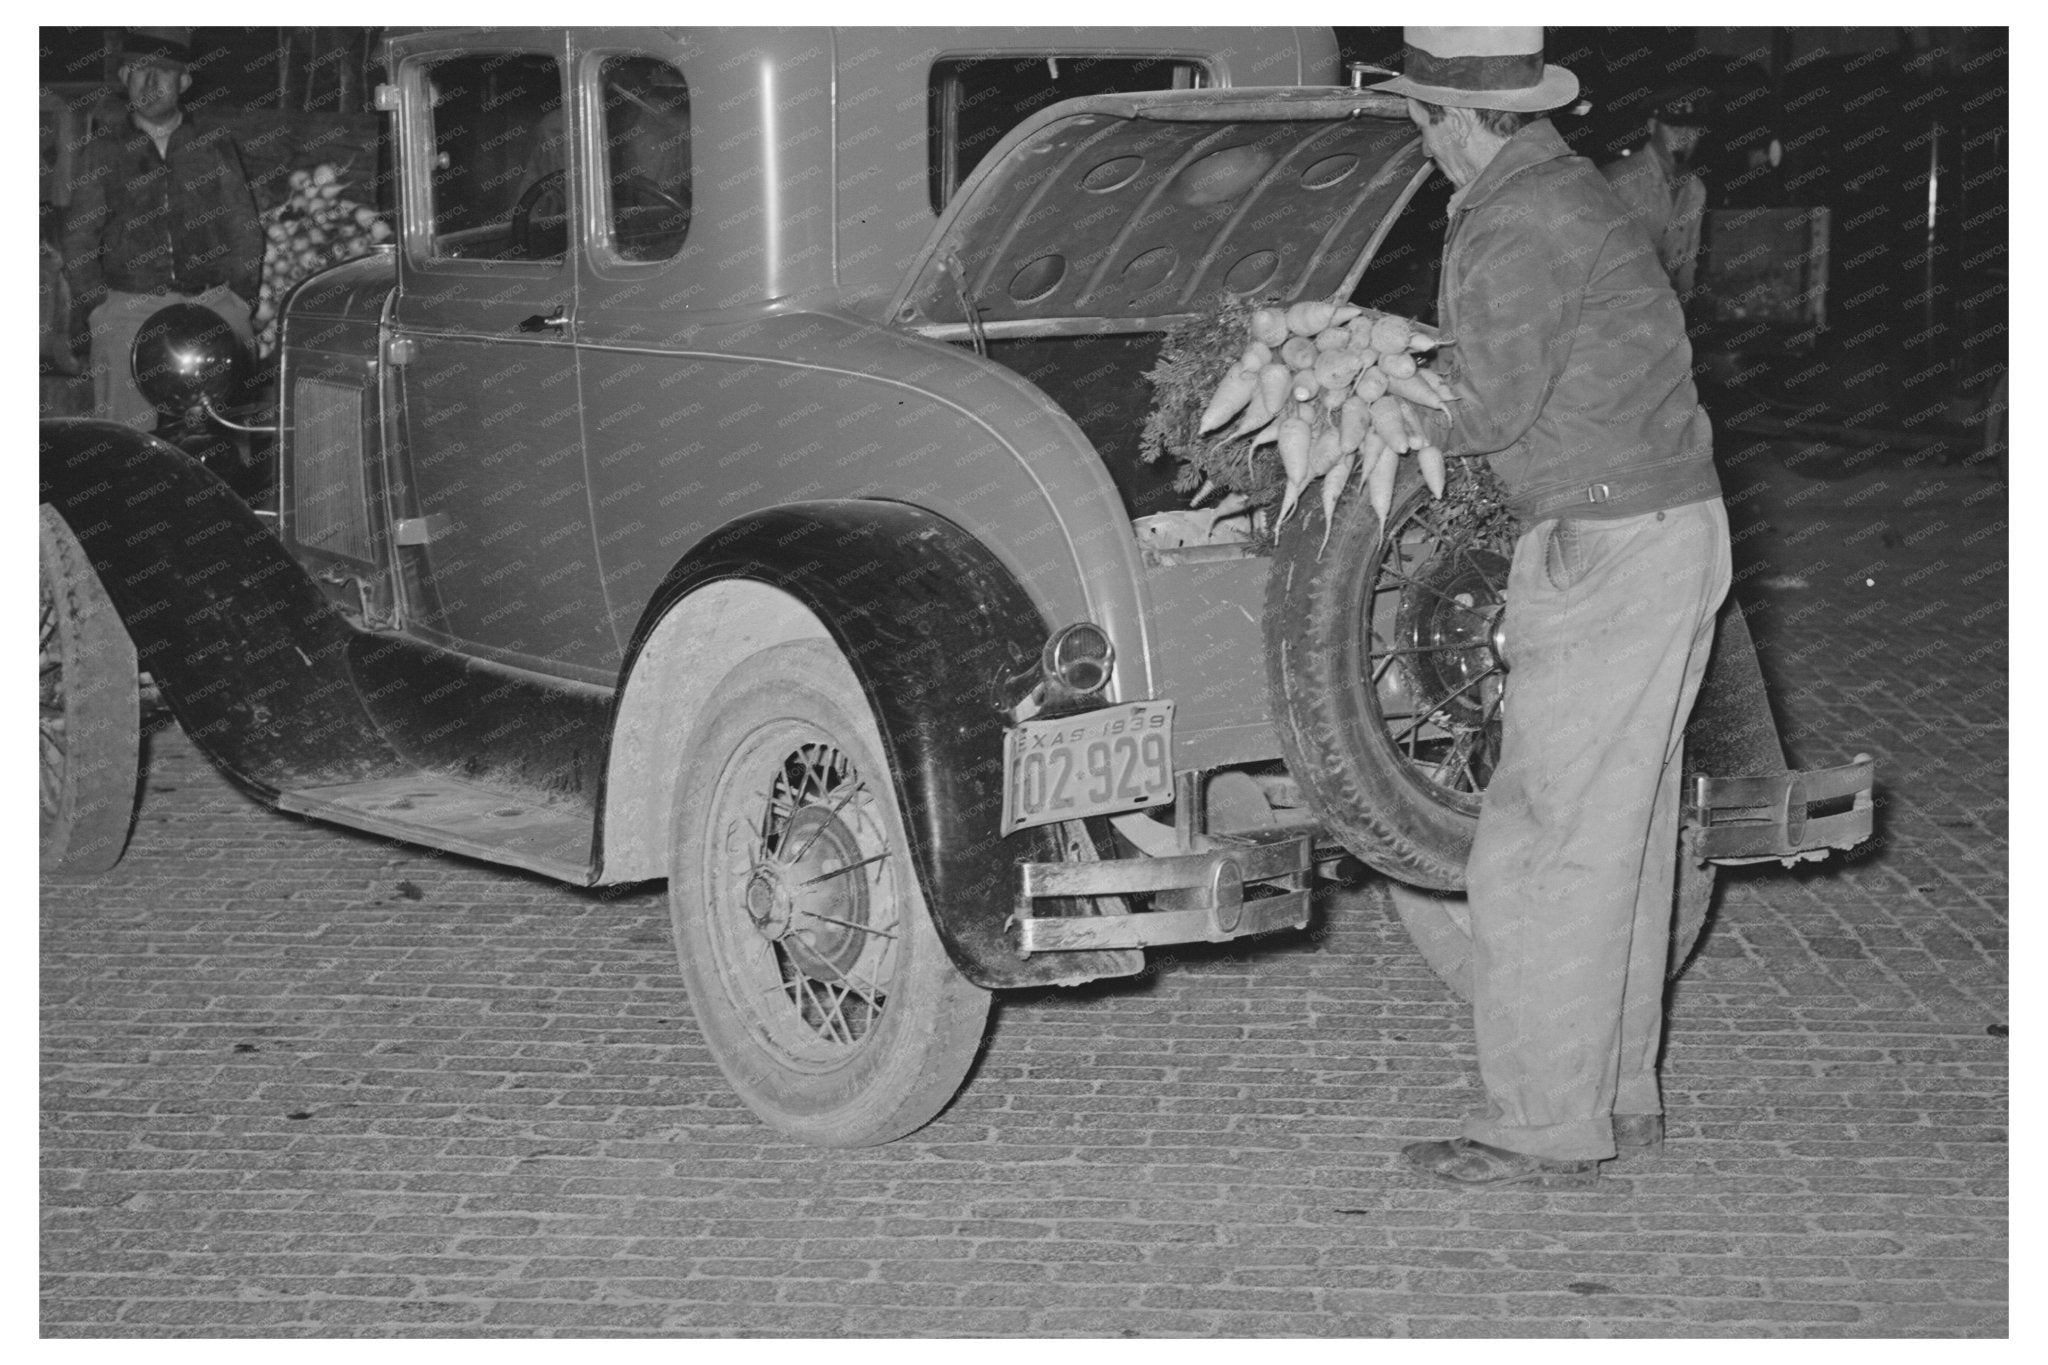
[1011,829,1313,955]
[1686,754,1877,865]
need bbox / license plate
[1000,700,1175,834]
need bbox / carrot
[1367,396,1412,452]
[1365,430,1397,526]
[1286,300,1337,336]
[1239,341,1273,372]
[1370,315,1411,353]
[1250,308,1290,347]
[1353,365,1388,404]
[1275,417,1313,524]
[1418,443,1446,498]
[1319,452,1354,554]
[1383,370,1448,412]
[1258,362,1292,418]
[1313,349,1364,391]
[1378,350,1417,379]
[1224,385,1274,440]
[1339,395,1370,453]
[1199,366,1260,433]
[1308,424,1344,477]
[1280,336,1318,371]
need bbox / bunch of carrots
[1195,300,1456,538]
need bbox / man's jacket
[63,114,263,313]
[1429,120,1720,523]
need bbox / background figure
[64,30,261,430]
[1601,84,1716,301]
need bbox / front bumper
[1010,828,1313,955]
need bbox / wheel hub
[1396,548,1511,727]
[745,803,870,980]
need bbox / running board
[277,775,594,883]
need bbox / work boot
[1401,1138,1601,1188]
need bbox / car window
[928,55,1207,213]
[420,51,566,263]
[595,54,691,263]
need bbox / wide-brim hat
[1370,27,1579,113]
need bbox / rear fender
[39,419,405,798]
[1682,598,1790,783]
[607,500,1129,989]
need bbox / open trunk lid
[889,86,1429,339]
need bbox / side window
[595,54,692,263]
[420,52,565,262]
[928,56,1206,212]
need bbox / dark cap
[120,30,191,69]
[1649,83,1718,126]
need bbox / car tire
[1264,457,1511,891]
[668,640,992,1147]
[40,504,141,877]
[1383,854,1719,1000]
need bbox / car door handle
[517,309,568,333]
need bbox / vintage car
[40,26,1872,1147]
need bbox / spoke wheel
[1266,457,1513,889]
[39,505,140,877]
[670,642,990,1146]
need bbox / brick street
[41,436,2007,1337]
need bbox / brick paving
[41,437,2006,1337]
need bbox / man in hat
[1371,28,1731,1187]
[1602,85,1717,298]
[63,30,262,430]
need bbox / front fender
[39,419,405,799]
[619,499,1130,989]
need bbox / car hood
[889,86,1428,335]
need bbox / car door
[386,32,619,679]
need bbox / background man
[1372,28,1732,1188]
[1601,85,1717,300]
[64,30,262,430]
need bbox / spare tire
[1263,457,1512,891]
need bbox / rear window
[928,55,1207,212]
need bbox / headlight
[131,303,250,418]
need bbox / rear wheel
[39,505,140,877]
[668,641,991,1146]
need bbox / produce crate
[1701,206,1830,339]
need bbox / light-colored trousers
[1462,497,1732,1162]
[86,285,254,431]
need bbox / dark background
[41,24,2008,453]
